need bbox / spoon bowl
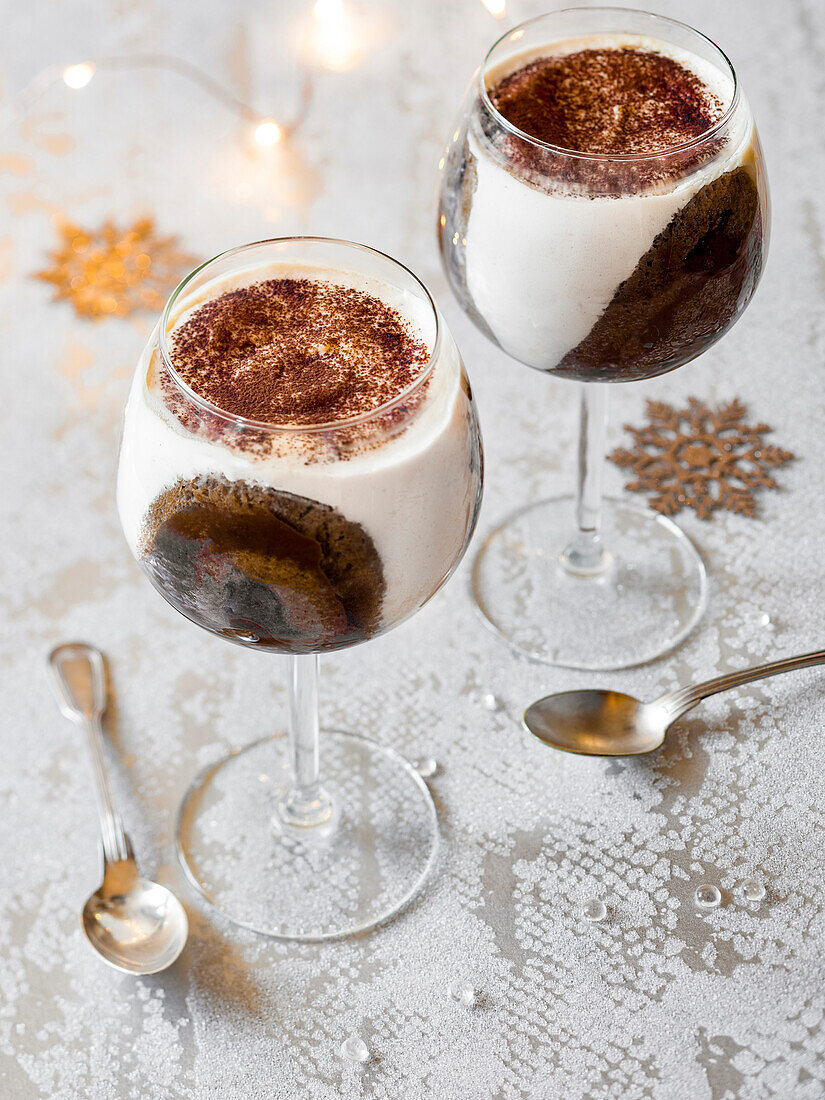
[82,858,189,974]
[524,690,665,756]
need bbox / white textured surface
[2,0,825,1097]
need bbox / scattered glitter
[694,884,722,910]
[448,980,476,1006]
[415,757,438,778]
[35,216,195,320]
[582,898,607,922]
[741,878,766,902]
[340,1036,369,1065]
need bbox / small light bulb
[312,0,361,72]
[480,0,506,16]
[314,0,342,18]
[63,63,95,90]
[253,119,283,147]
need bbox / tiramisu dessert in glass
[117,237,482,939]
[438,7,768,669]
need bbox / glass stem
[276,654,335,831]
[560,382,610,576]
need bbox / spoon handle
[84,712,131,865]
[659,647,825,720]
[48,643,130,864]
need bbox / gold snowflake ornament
[35,216,196,320]
[609,398,794,519]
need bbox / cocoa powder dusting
[169,278,429,426]
[490,48,724,156]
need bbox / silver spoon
[524,647,825,757]
[48,642,188,973]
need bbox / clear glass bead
[480,693,503,712]
[582,898,607,923]
[694,884,722,910]
[448,979,476,1006]
[741,878,766,903]
[340,1036,369,1065]
[414,757,438,778]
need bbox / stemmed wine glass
[117,237,482,939]
[437,7,768,669]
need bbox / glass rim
[158,236,442,433]
[479,6,740,163]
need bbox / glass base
[176,731,438,941]
[472,495,708,670]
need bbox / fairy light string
[3,0,506,142]
[1,51,313,146]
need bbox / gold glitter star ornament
[35,216,196,320]
[609,398,794,519]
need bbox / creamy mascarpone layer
[117,265,477,626]
[464,34,753,371]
